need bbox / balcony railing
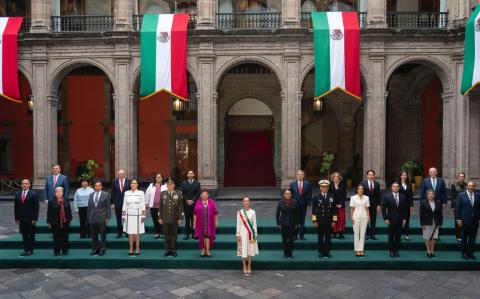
[19,17,31,34]
[51,15,114,32]
[133,14,197,31]
[216,12,281,30]
[301,12,366,29]
[386,12,448,29]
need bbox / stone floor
[0,200,479,298]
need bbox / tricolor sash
[239,209,256,241]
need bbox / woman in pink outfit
[193,190,219,257]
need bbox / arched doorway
[386,62,443,183]
[136,72,198,181]
[56,66,115,182]
[0,72,33,180]
[217,62,281,187]
[301,68,364,185]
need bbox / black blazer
[276,200,299,227]
[87,191,111,224]
[111,178,131,207]
[399,182,414,208]
[420,200,443,226]
[329,180,347,207]
[14,189,39,222]
[47,199,73,227]
[381,192,408,223]
[180,180,201,203]
[362,179,382,207]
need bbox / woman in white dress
[350,184,370,257]
[122,179,146,256]
[236,197,259,275]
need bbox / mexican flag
[312,12,361,100]
[140,14,189,100]
[461,5,480,95]
[0,17,23,103]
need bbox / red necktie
[21,191,26,204]
[120,179,124,193]
[299,181,303,195]
[370,181,373,192]
[53,175,57,187]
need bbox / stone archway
[217,62,282,187]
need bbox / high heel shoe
[206,250,211,257]
[135,252,140,256]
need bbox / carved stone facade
[14,0,479,189]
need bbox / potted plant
[414,164,424,188]
[400,160,419,182]
[319,152,335,179]
[77,159,100,183]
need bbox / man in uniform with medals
[312,180,337,258]
[159,177,184,257]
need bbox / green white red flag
[461,5,480,95]
[0,17,23,103]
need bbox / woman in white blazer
[145,174,167,239]
[350,184,370,257]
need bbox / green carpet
[0,217,475,270]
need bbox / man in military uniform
[312,180,337,258]
[159,177,184,257]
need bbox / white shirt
[350,194,370,219]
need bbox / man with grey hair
[111,169,131,238]
[419,167,447,208]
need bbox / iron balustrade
[386,12,448,29]
[300,12,366,29]
[216,12,281,30]
[51,15,114,32]
[133,14,197,31]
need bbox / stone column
[114,0,133,31]
[196,0,215,30]
[32,50,56,190]
[282,0,300,29]
[281,49,301,188]
[197,47,217,188]
[114,57,137,177]
[447,0,473,29]
[31,0,51,33]
[441,91,455,185]
[363,52,386,187]
[365,0,387,29]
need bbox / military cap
[319,180,330,186]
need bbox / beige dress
[122,190,146,234]
[236,209,259,258]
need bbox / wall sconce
[313,98,323,112]
[27,95,34,114]
[172,97,185,115]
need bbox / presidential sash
[239,209,256,242]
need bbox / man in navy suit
[14,179,39,256]
[111,169,131,238]
[455,181,480,259]
[180,170,201,240]
[362,170,382,240]
[419,167,447,207]
[382,182,407,258]
[44,164,69,205]
[289,170,312,240]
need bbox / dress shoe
[54,253,60,256]
[300,236,306,241]
[116,234,122,239]
[462,253,469,259]
[154,235,160,239]
[98,251,105,256]
[283,255,288,259]
[183,235,189,240]
[389,252,395,258]
[25,251,33,256]
[365,235,370,240]
[404,236,410,241]
[371,236,377,240]
[469,253,476,260]
[19,251,27,257]
[318,254,323,258]
[62,251,69,256]
[172,252,178,257]
[395,252,400,258]
[339,234,345,239]
[90,250,99,256]
[164,252,169,257]
[325,253,332,258]
[124,233,129,238]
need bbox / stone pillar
[281,49,301,188]
[363,52,386,187]
[197,47,217,188]
[365,0,387,29]
[447,0,473,29]
[441,91,455,185]
[114,0,133,31]
[196,0,215,30]
[32,50,56,190]
[114,57,137,177]
[31,0,51,33]
[282,0,300,29]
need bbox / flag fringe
[462,81,480,96]
[0,93,22,103]
[314,87,362,101]
[140,88,189,101]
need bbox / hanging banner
[0,17,23,103]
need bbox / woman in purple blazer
[193,190,218,257]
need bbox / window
[0,140,9,173]
[0,0,30,17]
[56,0,113,16]
[301,0,358,12]
[137,0,197,15]
[175,137,198,179]
[218,0,281,13]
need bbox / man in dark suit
[111,169,131,238]
[419,167,447,207]
[382,182,407,258]
[362,169,381,240]
[312,180,337,258]
[455,181,480,259]
[14,179,39,256]
[88,181,111,256]
[180,170,201,240]
[44,164,69,205]
[289,170,312,240]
